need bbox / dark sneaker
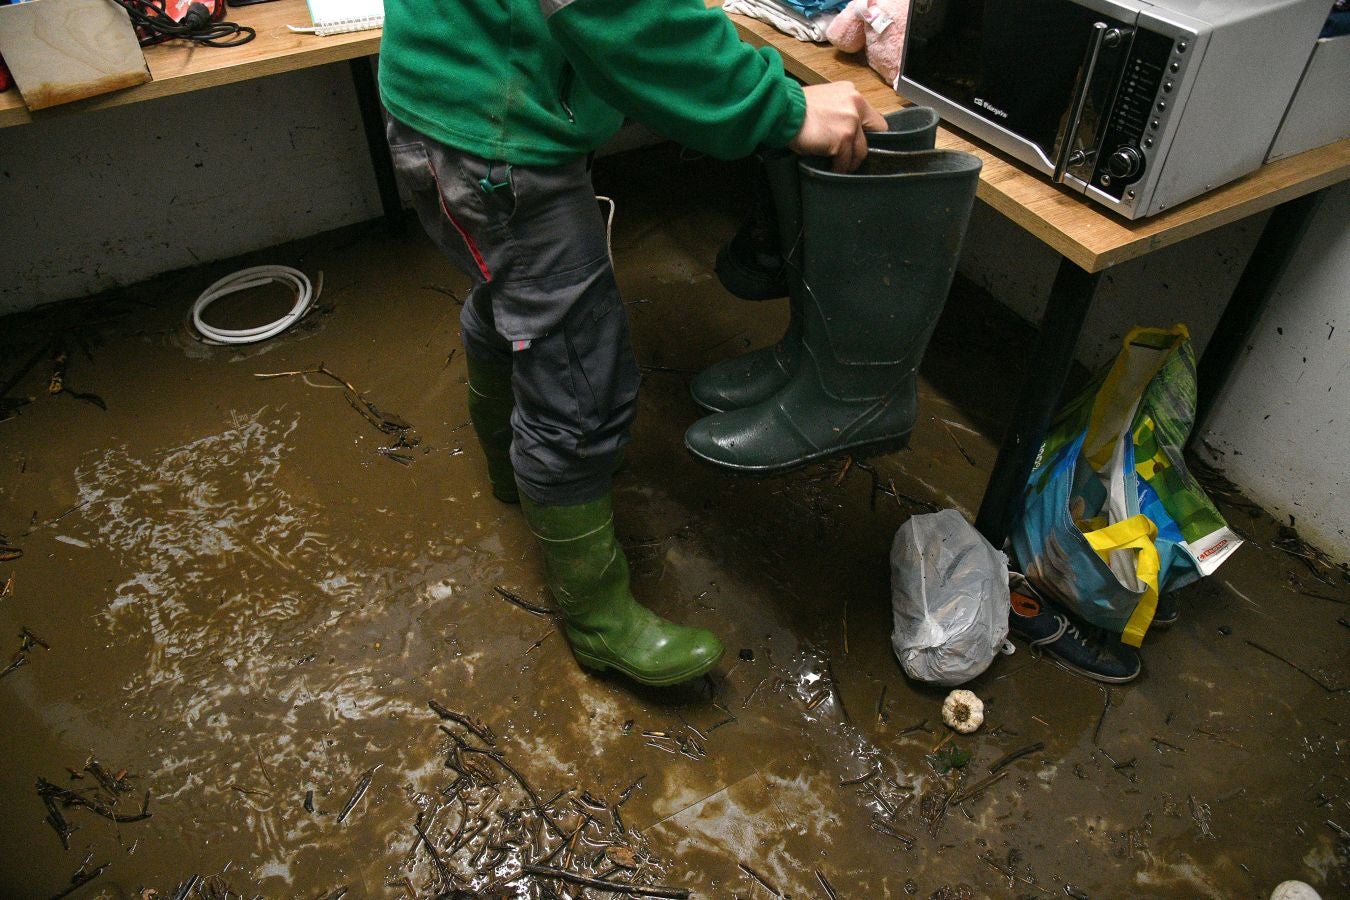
[1009,586,1142,684]
[1151,592,1179,630]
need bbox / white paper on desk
[289,0,383,35]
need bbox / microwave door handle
[1054,21,1110,184]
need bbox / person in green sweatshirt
[379,0,885,687]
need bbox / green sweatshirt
[378,0,806,166]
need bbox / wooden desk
[0,0,379,128]
[724,10,1350,544]
[3,2,1346,544]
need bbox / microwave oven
[898,0,1333,219]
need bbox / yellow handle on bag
[1083,514,1161,648]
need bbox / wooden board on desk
[0,0,379,127]
[0,0,151,111]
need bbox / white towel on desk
[723,0,838,43]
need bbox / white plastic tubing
[191,265,317,345]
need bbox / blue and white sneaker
[1009,582,1142,684]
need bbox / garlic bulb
[942,689,984,734]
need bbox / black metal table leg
[1191,190,1323,436]
[975,259,1102,549]
[348,56,405,233]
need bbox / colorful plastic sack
[1010,325,1242,647]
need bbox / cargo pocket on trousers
[563,291,640,456]
[389,141,436,196]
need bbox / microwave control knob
[1106,146,1143,179]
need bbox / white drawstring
[596,195,616,266]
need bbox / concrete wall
[1,66,1345,555]
[0,64,378,315]
[1196,182,1349,555]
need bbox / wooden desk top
[3,0,1346,272]
[0,0,380,129]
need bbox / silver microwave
[898,0,1333,219]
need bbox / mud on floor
[0,146,1347,899]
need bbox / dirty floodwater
[1,147,1347,899]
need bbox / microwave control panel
[1091,28,1184,202]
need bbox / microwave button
[1107,146,1144,179]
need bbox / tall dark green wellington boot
[466,355,520,503]
[692,107,942,415]
[519,492,724,686]
[684,147,982,474]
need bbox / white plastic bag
[890,509,1010,686]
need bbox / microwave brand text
[973,97,1008,118]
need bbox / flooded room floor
[1,146,1347,899]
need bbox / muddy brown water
[1,147,1346,899]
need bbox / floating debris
[50,858,110,900]
[491,585,555,618]
[337,766,380,824]
[988,741,1045,775]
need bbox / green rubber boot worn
[521,493,724,686]
[685,148,982,474]
[693,108,942,414]
[466,356,519,504]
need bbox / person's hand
[788,82,887,173]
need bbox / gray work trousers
[385,116,640,506]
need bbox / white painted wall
[1197,181,1349,555]
[0,67,1345,554]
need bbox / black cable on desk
[113,0,256,47]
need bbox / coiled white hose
[191,265,317,345]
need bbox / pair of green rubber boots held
[466,357,723,687]
[686,107,983,475]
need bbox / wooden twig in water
[951,770,1007,805]
[815,870,840,900]
[1245,639,1349,693]
[412,814,451,884]
[523,863,690,898]
[941,422,977,466]
[1093,688,1112,746]
[988,742,1045,775]
[493,585,555,618]
[50,860,110,899]
[428,700,497,746]
[337,766,379,824]
[460,745,565,837]
[978,852,1054,895]
[870,816,916,847]
[737,863,782,897]
[617,776,646,806]
[840,763,880,787]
